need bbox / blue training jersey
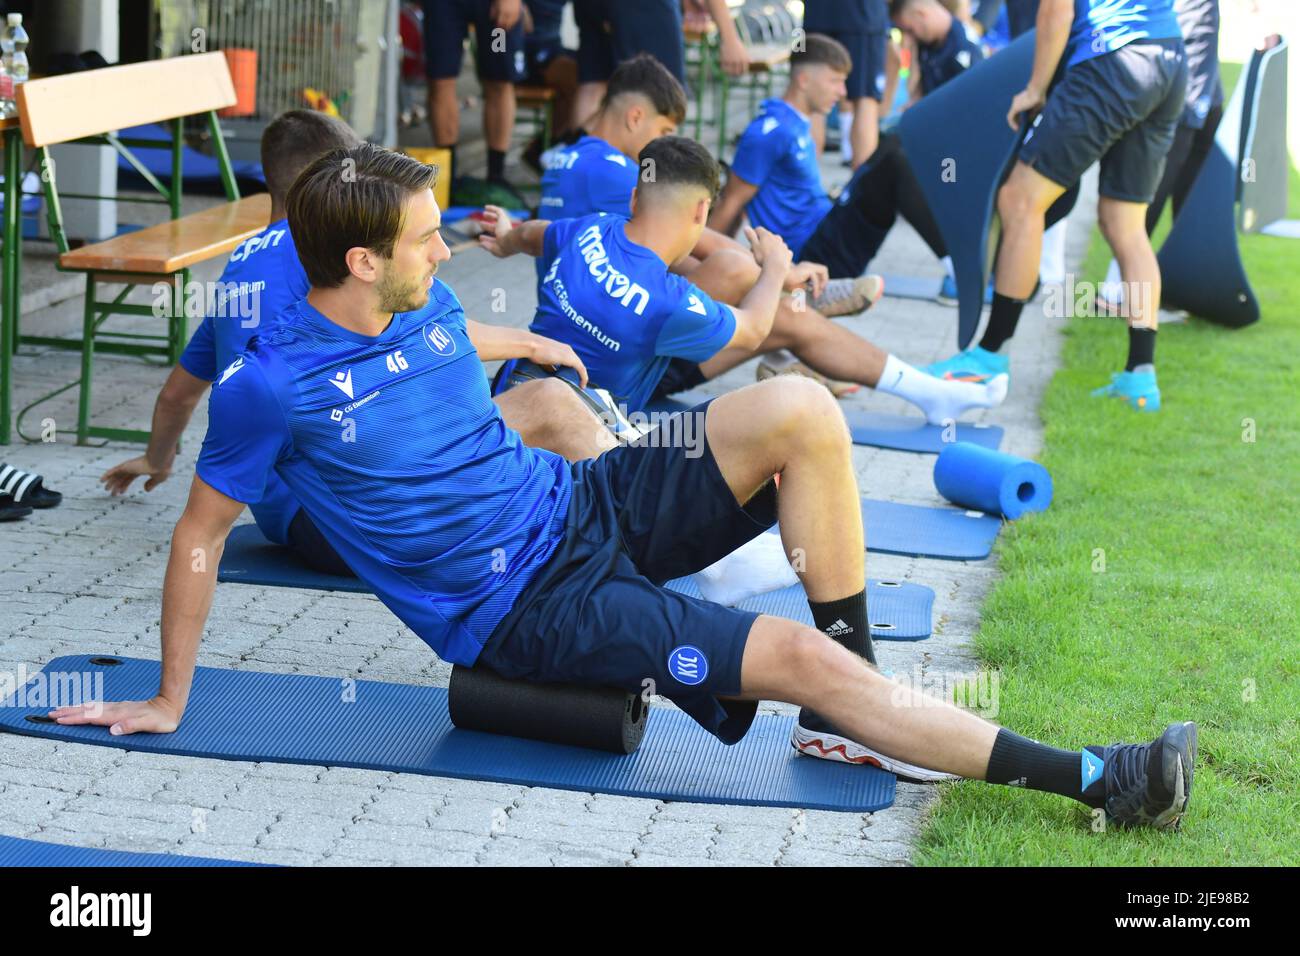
[179,218,310,545]
[530,214,736,412]
[196,283,573,666]
[539,134,639,220]
[1067,0,1183,68]
[730,99,831,259]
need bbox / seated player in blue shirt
[55,142,1200,827]
[923,0,1186,411]
[99,110,614,577]
[489,136,1009,425]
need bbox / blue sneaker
[1091,367,1160,412]
[936,274,958,306]
[921,345,1010,384]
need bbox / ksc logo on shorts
[668,645,708,685]
[423,322,456,356]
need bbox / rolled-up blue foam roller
[932,441,1053,520]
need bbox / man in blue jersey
[922,0,1188,412]
[54,144,1199,829]
[101,110,614,576]
[542,55,880,318]
[490,136,1009,426]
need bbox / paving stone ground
[0,89,1097,864]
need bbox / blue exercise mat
[665,576,932,640]
[899,31,1036,349]
[646,392,1005,454]
[880,273,942,300]
[1,656,894,813]
[219,524,370,593]
[1157,67,1260,327]
[115,123,265,190]
[0,835,264,867]
[765,498,1001,561]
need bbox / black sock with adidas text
[808,590,875,665]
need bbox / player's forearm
[501,220,549,258]
[704,0,743,46]
[146,382,206,471]
[156,515,223,716]
[1030,0,1073,94]
[733,261,786,346]
[467,320,551,363]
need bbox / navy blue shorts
[1019,39,1188,202]
[423,0,526,82]
[573,0,686,84]
[834,30,889,102]
[479,401,778,743]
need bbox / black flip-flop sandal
[0,463,63,510]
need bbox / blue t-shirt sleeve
[178,316,218,381]
[730,118,788,188]
[590,155,637,216]
[195,357,292,505]
[654,284,737,362]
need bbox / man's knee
[782,625,856,690]
[754,376,848,447]
[1097,200,1149,250]
[706,249,760,302]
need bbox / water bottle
[0,19,13,118]
[7,14,28,109]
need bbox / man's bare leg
[700,300,888,384]
[994,161,1066,298]
[428,77,461,155]
[495,377,616,461]
[482,80,516,157]
[703,377,862,601]
[572,82,605,131]
[1097,197,1159,331]
[850,97,879,169]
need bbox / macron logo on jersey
[604,153,628,166]
[761,117,779,135]
[576,224,650,316]
[217,356,244,385]
[330,369,355,399]
[686,294,707,315]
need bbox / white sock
[875,354,1010,425]
[940,255,955,281]
[838,109,853,162]
[1040,220,1068,284]
[1100,258,1124,305]
[695,533,798,606]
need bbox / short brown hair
[791,32,853,75]
[260,109,360,204]
[286,142,439,289]
[637,136,720,203]
[601,53,688,125]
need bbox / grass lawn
[916,60,1300,865]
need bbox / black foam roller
[447,665,647,754]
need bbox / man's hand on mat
[529,336,589,387]
[785,261,830,300]
[478,204,515,257]
[100,455,172,496]
[47,697,181,736]
[1007,85,1046,131]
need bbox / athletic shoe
[756,350,860,398]
[1102,721,1197,829]
[921,345,1010,384]
[812,275,884,317]
[1091,367,1160,412]
[791,707,959,784]
[936,273,958,306]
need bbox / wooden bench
[13,52,261,445]
[515,85,557,154]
